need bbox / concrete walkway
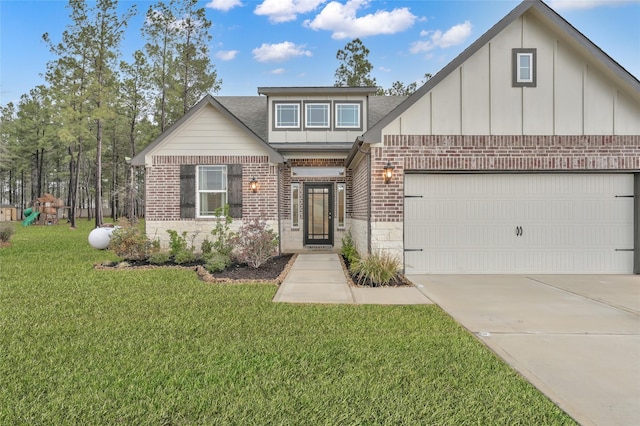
[273,253,432,305]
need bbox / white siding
[148,104,270,159]
[382,10,640,138]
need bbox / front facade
[133,0,640,274]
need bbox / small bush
[167,230,189,256]
[174,249,197,265]
[201,238,213,255]
[0,223,15,243]
[341,230,359,265]
[210,205,235,257]
[110,219,150,261]
[204,252,231,273]
[148,251,171,265]
[230,217,278,268]
[350,251,400,287]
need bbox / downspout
[367,147,372,254]
[277,162,283,255]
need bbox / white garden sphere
[88,227,115,250]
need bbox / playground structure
[22,194,66,226]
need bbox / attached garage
[404,173,635,274]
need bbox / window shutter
[227,164,243,218]
[180,165,196,218]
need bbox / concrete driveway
[408,274,640,426]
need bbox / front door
[304,183,333,246]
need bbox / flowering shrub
[231,217,278,268]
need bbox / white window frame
[335,103,361,129]
[275,103,300,129]
[337,183,346,229]
[196,165,227,217]
[512,48,536,87]
[517,53,533,83]
[305,103,330,129]
[291,183,300,229]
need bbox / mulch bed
[96,254,296,284]
[339,255,412,288]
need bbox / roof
[362,0,640,143]
[132,90,405,166]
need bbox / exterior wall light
[383,162,394,184]
[250,177,259,193]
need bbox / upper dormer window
[275,102,300,128]
[512,48,536,87]
[335,102,362,129]
[305,103,330,128]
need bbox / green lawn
[0,220,575,425]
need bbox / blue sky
[1,0,639,106]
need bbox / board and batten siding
[382,10,640,137]
[144,104,271,159]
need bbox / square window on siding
[337,183,346,229]
[197,165,227,217]
[275,103,300,128]
[512,48,536,87]
[335,103,361,128]
[305,103,330,128]
[291,183,300,229]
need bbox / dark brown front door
[304,183,333,246]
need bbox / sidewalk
[273,253,432,305]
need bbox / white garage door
[404,174,634,274]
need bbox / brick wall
[371,135,640,222]
[146,155,278,221]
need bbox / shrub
[350,251,400,287]
[201,238,213,255]
[230,217,278,268]
[0,223,15,243]
[148,251,171,265]
[109,219,150,261]
[174,249,197,265]
[341,230,359,265]
[167,229,188,256]
[210,205,235,257]
[204,252,231,273]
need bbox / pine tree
[334,38,377,88]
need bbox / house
[132,0,640,275]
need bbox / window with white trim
[337,183,346,229]
[305,103,330,128]
[275,103,300,128]
[512,48,536,87]
[335,103,361,128]
[197,165,227,217]
[291,183,300,229]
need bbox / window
[197,165,227,216]
[291,183,300,229]
[305,103,330,128]
[275,103,300,128]
[337,183,346,229]
[335,103,361,128]
[512,48,536,87]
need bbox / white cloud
[216,50,238,61]
[379,66,391,72]
[548,0,639,10]
[255,0,326,23]
[206,0,242,11]
[252,41,313,62]
[271,68,286,74]
[410,21,472,54]
[304,0,417,39]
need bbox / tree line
[0,0,427,228]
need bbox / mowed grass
[0,221,575,425]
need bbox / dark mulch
[97,254,295,284]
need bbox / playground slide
[22,211,39,226]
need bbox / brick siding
[146,155,278,221]
[370,135,640,222]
